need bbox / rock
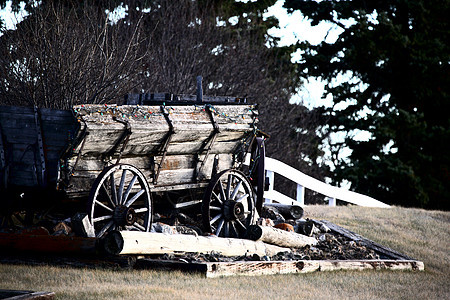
[151,222,176,234]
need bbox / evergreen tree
[285,0,450,209]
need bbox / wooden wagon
[0,93,266,239]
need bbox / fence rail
[263,157,390,208]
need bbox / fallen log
[246,225,317,248]
[264,203,304,220]
[103,231,290,257]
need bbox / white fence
[263,157,390,208]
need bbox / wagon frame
[0,92,267,239]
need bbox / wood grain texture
[103,230,290,257]
[246,225,318,248]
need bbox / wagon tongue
[113,205,137,227]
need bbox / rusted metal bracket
[153,105,175,185]
[105,117,132,165]
[68,132,88,180]
[58,124,89,190]
[194,105,220,181]
[33,107,47,187]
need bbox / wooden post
[103,231,290,257]
[196,76,203,103]
[327,197,336,206]
[296,184,305,206]
[246,225,317,248]
[265,170,274,204]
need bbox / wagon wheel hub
[113,205,137,227]
[223,200,245,221]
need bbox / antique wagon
[0,93,266,239]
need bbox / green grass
[0,205,449,300]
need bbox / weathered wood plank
[134,258,424,278]
[202,259,425,278]
[246,225,318,248]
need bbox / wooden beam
[135,259,424,278]
[102,231,290,257]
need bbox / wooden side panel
[63,104,255,194]
[73,104,256,156]
[64,153,235,196]
[0,106,77,188]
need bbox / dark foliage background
[1,0,448,209]
[0,0,328,203]
[285,0,450,209]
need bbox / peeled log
[264,203,304,220]
[246,225,317,248]
[103,231,290,257]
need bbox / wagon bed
[0,96,264,239]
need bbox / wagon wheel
[88,164,152,238]
[249,137,265,214]
[202,169,255,238]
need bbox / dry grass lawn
[0,205,448,300]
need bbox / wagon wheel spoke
[203,169,255,238]
[117,169,127,205]
[94,200,114,212]
[225,174,232,199]
[125,189,145,207]
[236,193,248,203]
[230,181,242,200]
[122,174,138,205]
[215,219,225,236]
[88,164,152,238]
[218,179,226,203]
[224,221,229,237]
[235,219,247,230]
[97,220,114,238]
[133,223,146,231]
[230,221,239,237]
[101,183,115,208]
[134,207,148,213]
[212,191,222,204]
[210,213,222,225]
[110,173,118,206]
[93,215,113,223]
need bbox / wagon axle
[223,200,245,221]
[113,205,137,227]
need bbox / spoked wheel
[249,137,265,214]
[88,164,152,238]
[202,169,255,238]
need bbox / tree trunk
[103,231,290,257]
[246,225,317,248]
